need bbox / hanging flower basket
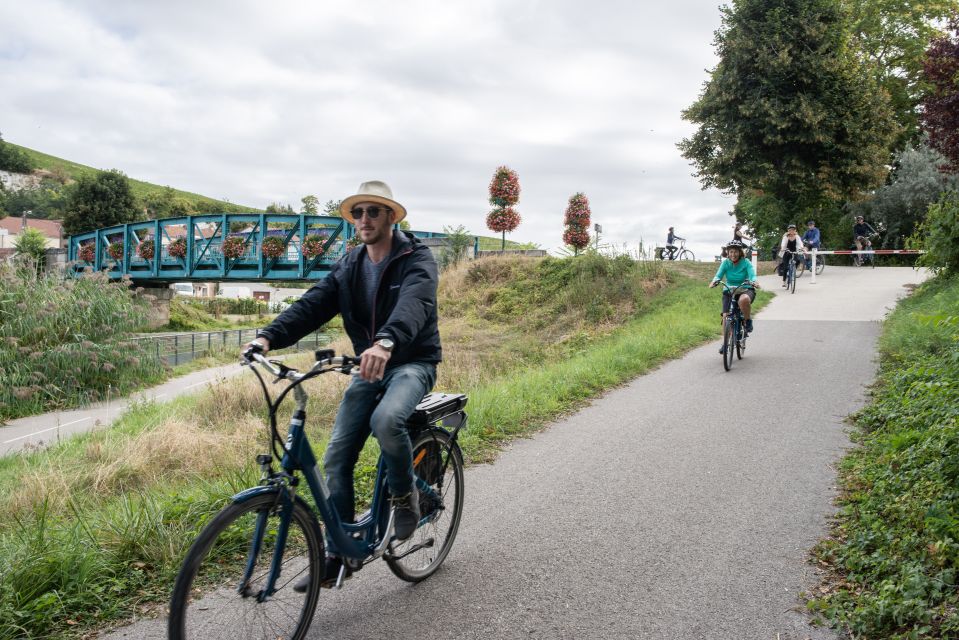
[107,241,125,261]
[563,192,592,251]
[78,244,95,263]
[168,238,187,259]
[345,236,362,251]
[221,236,247,259]
[302,234,327,258]
[138,239,155,260]
[261,236,287,259]
[488,166,521,208]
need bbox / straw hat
[340,180,407,224]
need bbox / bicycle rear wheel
[816,255,825,275]
[796,260,806,278]
[386,428,464,582]
[169,492,323,640]
[722,318,734,371]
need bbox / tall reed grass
[0,265,165,421]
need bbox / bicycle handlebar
[243,349,359,381]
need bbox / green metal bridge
[67,213,456,283]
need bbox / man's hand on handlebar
[242,337,271,362]
[709,280,719,288]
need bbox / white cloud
[0,0,738,258]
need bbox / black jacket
[258,230,441,367]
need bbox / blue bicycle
[719,282,755,371]
[168,349,467,640]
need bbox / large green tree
[844,0,959,146]
[62,169,139,236]
[679,0,898,222]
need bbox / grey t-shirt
[356,252,388,324]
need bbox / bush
[0,134,33,173]
[13,228,47,266]
[0,266,165,420]
[918,190,959,275]
[439,225,472,270]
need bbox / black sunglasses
[350,205,392,220]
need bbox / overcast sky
[1,0,739,258]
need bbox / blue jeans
[323,361,436,531]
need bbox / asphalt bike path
[101,266,926,640]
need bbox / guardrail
[128,328,331,366]
[806,248,923,284]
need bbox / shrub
[918,190,959,275]
[13,227,47,265]
[0,134,33,173]
[439,225,472,270]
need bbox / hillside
[6,142,259,213]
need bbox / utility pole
[594,223,602,250]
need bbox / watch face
[378,339,394,350]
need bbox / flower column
[486,166,521,250]
[563,192,591,255]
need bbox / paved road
[102,266,926,639]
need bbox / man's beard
[361,226,390,244]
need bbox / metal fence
[129,328,331,366]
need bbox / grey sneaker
[745,319,753,333]
[391,486,421,541]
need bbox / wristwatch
[374,338,394,352]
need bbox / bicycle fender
[232,485,286,505]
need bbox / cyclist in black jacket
[248,180,441,586]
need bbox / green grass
[808,275,959,638]
[0,254,768,638]
[8,142,259,212]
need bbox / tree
[301,195,319,215]
[486,165,521,249]
[13,227,48,268]
[1,178,70,220]
[265,202,295,214]
[851,142,959,247]
[843,0,959,146]
[323,199,342,217]
[439,225,473,270]
[921,19,959,172]
[0,132,34,173]
[563,193,591,255]
[679,0,898,218]
[62,169,139,236]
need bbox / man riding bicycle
[802,220,820,270]
[709,240,758,342]
[246,180,441,587]
[853,215,877,265]
[777,223,806,287]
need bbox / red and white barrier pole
[751,249,758,272]
[811,247,817,285]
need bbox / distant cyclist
[778,223,805,287]
[802,220,821,270]
[709,240,758,338]
[853,215,877,265]
[665,227,684,260]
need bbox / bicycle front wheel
[169,492,324,640]
[386,428,465,582]
[679,249,695,261]
[735,321,744,360]
[789,264,797,294]
[796,260,806,278]
[723,318,734,371]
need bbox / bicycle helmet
[787,223,797,230]
[725,239,746,250]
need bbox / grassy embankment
[809,275,959,638]
[0,254,768,638]
[9,143,257,212]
